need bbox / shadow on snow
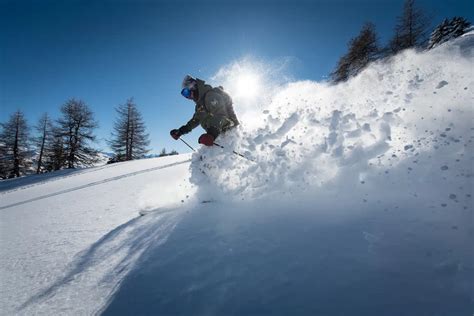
[18,211,183,313]
[100,202,471,316]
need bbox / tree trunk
[36,118,47,174]
[126,105,131,160]
[13,114,20,177]
[68,126,75,168]
[129,122,135,160]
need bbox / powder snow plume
[191,32,473,209]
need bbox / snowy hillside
[1,33,473,315]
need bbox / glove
[198,133,215,146]
[170,129,181,140]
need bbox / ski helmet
[181,75,197,99]
[181,75,196,89]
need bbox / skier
[170,75,239,146]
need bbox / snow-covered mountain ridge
[1,33,473,315]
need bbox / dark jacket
[179,79,239,137]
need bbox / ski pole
[213,142,255,162]
[179,137,196,152]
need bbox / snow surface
[1,33,473,315]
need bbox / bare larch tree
[57,99,98,168]
[0,110,31,178]
[331,22,380,83]
[34,113,54,174]
[389,0,430,53]
[46,126,67,171]
[108,98,150,162]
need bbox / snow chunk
[436,80,449,89]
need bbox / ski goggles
[181,87,192,98]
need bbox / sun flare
[234,72,261,99]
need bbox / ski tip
[138,207,176,216]
[139,209,159,216]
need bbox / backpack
[212,86,232,107]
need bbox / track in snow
[0,159,191,211]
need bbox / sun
[234,71,261,100]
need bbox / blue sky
[1,0,472,154]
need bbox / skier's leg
[201,115,234,139]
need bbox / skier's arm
[179,112,201,134]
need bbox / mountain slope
[1,33,473,315]
[0,154,194,315]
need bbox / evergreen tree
[108,98,150,161]
[158,148,167,157]
[389,0,430,53]
[57,99,98,168]
[331,22,380,83]
[428,17,471,49]
[33,113,54,174]
[0,111,31,178]
[157,148,178,157]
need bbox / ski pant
[200,115,236,137]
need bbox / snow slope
[1,33,473,315]
[0,155,195,315]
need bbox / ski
[138,207,176,216]
[139,201,215,216]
